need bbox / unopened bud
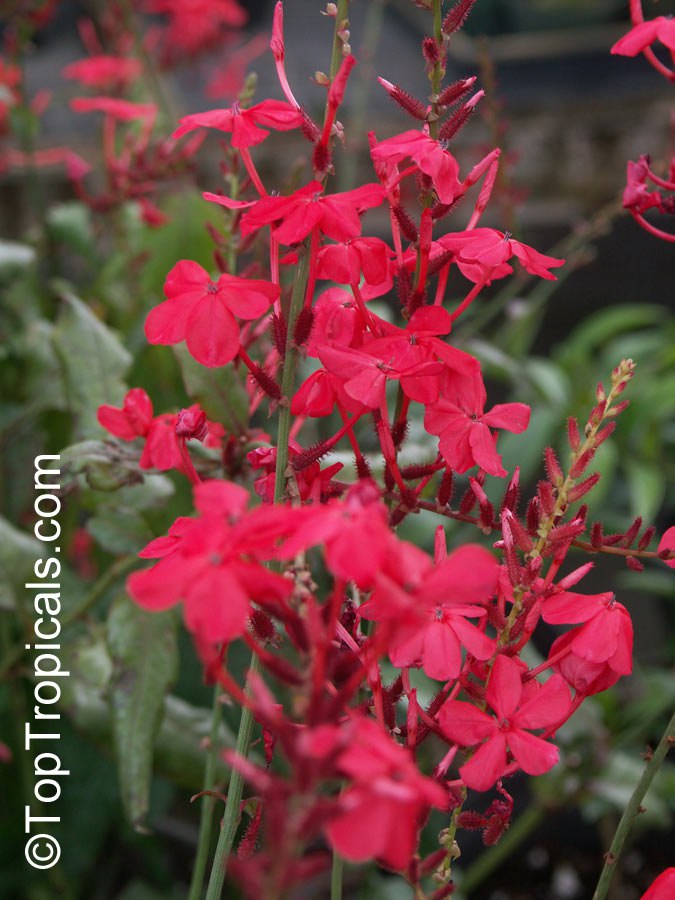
[314,71,330,87]
[176,407,208,442]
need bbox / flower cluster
[611,0,675,241]
[85,1,675,896]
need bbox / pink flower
[541,591,633,675]
[62,56,141,91]
[438,655,571,791]
[425,369,530,477]
[128,481,294,649]
[611,17,675,57]
[370,129,463,204]
[657,525,675,568]
[361,543,498,681]
[436,228,564,284]
[172,98,303,148]
[145,260,279,367]
[277,481,392,588]
[97,388,222,472]
[240,181,386,244]
[70,96,157,122]
[641,868,675,900]
[325,718,448,870]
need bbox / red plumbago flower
[361,543,498,681]
[436,228,565,284]
[370,129,463,204]
[239,181,386,245]
[98,388,222,471]
[172,99,303,148]
[128,481,293,649]
[425,369,530,477]
[277,481,392,588]
[611,17,675,57]
[145,260,279,367]
[305,287,367,356]
[70,96,157,122]
[143,0,247,58]
[641,868,675,900]
[316,236,394,287]
[62,56,142,91]
[549,631,621,698]
[541,591,633,675]
[318,340,444,410]
[658,526,675,568]
[438,655,571,792]
[325,717,448,870]
[98,387,153,440]
[248,442,343,503]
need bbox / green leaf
[45,203,95,257]
[625,460,666,522]
[174,344,248,435]
[51,290,131,439]
[107,596,178,830]
[0,240,36,273]
[557,305,667,367]
[60,629,237,789]
[0,515,42,611]
[87,508,154,555]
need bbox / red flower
[611,17,675,57]
[425,369,530,477]
[144,0,247,58]
[438,655,571,791]
[70,96,157,122]
[98,387,153,440]
[172,98,303,148]
[325,718,448,870]
[145,260,279,367]
[97,388,222,472]
[370,129,463,204]
[62,56,142,91]
[316,236,394,287]
[277,481,392,588]
[128,480,294,648]
[641,868,675,900]
[436,228,564,284]
[549,631,621,697]
[239,180,386,245]
[361,543,498,681]
[541,591,633,675]
[658,525,675,568]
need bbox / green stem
[329,0,350,80]
[119,0,176,125]
[274,247,312,504]
[204,654,263,900]
[331,851,344,900]
[429,0,444,141]
[202,237,312,900]
[188,685,224,900]
[592,708,675,900]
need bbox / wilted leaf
[61,440,144,492]
[107,596,178,829]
